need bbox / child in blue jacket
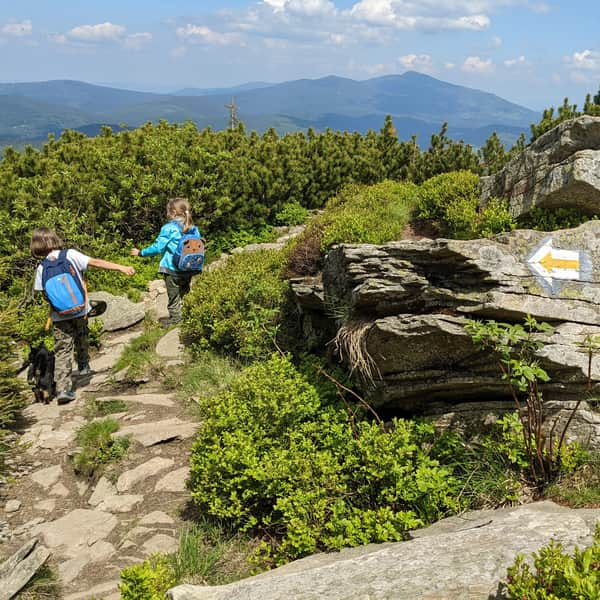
[131,197,201,325]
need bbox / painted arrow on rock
[526,237,592,295]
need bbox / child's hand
[121,266,136,276]
[130,248,140,256]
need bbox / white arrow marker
[527,238,581,288]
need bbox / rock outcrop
[291,221,600,412]
[168,501,598,600]
[480,115,600,218]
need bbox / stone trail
[1,320,198,599]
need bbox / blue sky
[0,0,598,110]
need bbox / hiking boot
[56,390,76,405]
[77,363,93,377]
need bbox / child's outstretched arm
[88,258,135,276]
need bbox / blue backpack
[41,250,87,317]
[172,223,205,272]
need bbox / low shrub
[519,207,599,231]
[274,202,309,226]
[181,249,287,361]
[0,306,27,474]
[504,524,600,598]
[286,180,418,276]
[188,354,460,565]
[119,555,176,600]
[417,171,515,239]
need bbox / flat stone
[13,517,45,536]
[96,393,175,407]
[34,499,56,512]
[114,418,196,447]
[83,371,111,391]
[37,429,76,450]
[126,526,154,540]
[90,345,125,373]
[104,330,142,348]
[76,481,89,496]
[23,403,60,422]
[155,328,184,359]
[5,500,21,513]
[97,494,144,513]
[139,511,175,526]
[50,482,70,497]
[64,580,120,600]
[119,540,138,551]
[59,541,115,583]
[143,534,178,555]
[88,477,117,507]
[155,467,188,493]
[30,464,62,489]
[116,457,175,492]
[33,509,118,557]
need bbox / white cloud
[263,0,287,10]
[462,55,494,73]
[399,53,434,73]
[444,62,456,69]
[504,55,527,67]
[287,0,336,16]
[176,24,242,45]
[491,35,502,46]
[328,33,346,45]
[566,49,600,71]
[68,22,126,41]
[1,20,32,37]
[125,32,152,49]
[347,1,489,30]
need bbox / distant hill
[0,72,539,148]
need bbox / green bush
[0,306,27,474]
[519,207,599,231]
[504,524,600,598]
[181,249,287,361]
[275,202,309,226]
[119,555,176,600]
[416,170,479,238]
[188,354,460,564]
[319,180,419,249]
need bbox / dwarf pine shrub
[188,354,460,565]
[0,306,27,473]
[181,249,287,361]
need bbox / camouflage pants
[53,317,89,393]
[164,273,193,324]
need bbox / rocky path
[2,324,198,599]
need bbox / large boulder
[168,501,598,600]
[480,115,600,218]
[88,291,145,332]
[291,221,600,410]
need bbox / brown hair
[167,197,193,233]
[30,227,64,258]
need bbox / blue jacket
[140,220,201,273]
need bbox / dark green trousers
[53,317,89,393]
[163,272,193,324]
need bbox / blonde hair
[30,227,64,258]
[167,197,193,233]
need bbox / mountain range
[0,72,539,149]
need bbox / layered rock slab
[480,115,600,218]
[168,501,598,600]
[292,221,600,409]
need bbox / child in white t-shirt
[31,227,135,404]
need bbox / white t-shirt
[35,249,91,321]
